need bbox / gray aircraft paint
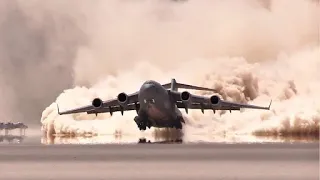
[57,78,271,131]
[138,80,181,128]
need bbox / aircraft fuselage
[136,80,183,129]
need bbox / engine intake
[210,95,220,104]
[117,92,128,106]
[181,91,191,101]
[92,98,103,108]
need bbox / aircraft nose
[141,83,155,92]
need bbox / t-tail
[162,78,217,92]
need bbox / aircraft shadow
[138,137,183,144]
[41,135,184,145]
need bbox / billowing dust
[38,0,319,142]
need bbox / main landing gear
[134,114,185,130]
[173,121,182,129]
[173,116,184,130]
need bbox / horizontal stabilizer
[175,83,217,92]
[162,78,217,92]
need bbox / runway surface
[0,141,319,180]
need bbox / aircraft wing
[175,99,271,113]
[57,91,139,115]
[86,103,140,115]
[218,100,272,110]
[171,90,271,113]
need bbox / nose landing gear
[174,116,184,129]
[134,116,151,131]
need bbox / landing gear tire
[134,116,148,131]
[174,122,183,130]
[139,122,147,131]
[146,122,151,129]
[138,138,147,143]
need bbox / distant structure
[0,135,25,144]
[0,122,28,136]
[15,122,28,136]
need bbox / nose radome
[141,83,154,91]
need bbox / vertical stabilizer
[171,78,178,91]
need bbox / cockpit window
[144,99,155,104]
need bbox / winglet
[268,100,272,110]
[57,104,61,115]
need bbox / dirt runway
[0,142,318,180]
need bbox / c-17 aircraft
[57,78,272,131]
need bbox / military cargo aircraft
[57,78,271,130]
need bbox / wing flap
[86,103,140,115]
[220,100,272,110]
[175,99,271,112]
[57,104,94,115]
[175,102,240,110]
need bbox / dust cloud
[0,0,86,124]
[36,0,319,141]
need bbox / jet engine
[117,92,129,107]
[92,98,103,108]
[180,91,191,102]
[180,91,192,113]
[210,95,220,105]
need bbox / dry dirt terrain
[0,142,318,180]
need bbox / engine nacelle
[210,95,220,105]
[117,92,129,107]
[180,91,191,113]
[92,98,103,108]
[180,91,191,102]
